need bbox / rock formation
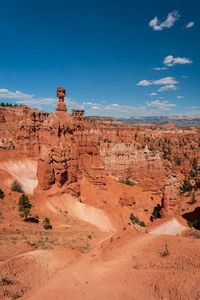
[0,90,200,217]
[56,87,67,112]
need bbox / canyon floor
[0,154,200,300]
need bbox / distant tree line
[0,102,21,107]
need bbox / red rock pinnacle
[56,87,67,112]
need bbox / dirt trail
[150,218,186,236]
[24,227,200,300]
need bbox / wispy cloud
[157,84,177,92]
[176,95,184,99]
[186,21,194,28]
[0,89,34,100]
[163,55,192,67]
[149,92,157,96]
[137,77,178,86]
[146,100,176,110]
[153,67,168,71]
[149,11,180,31]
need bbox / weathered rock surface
[36,111,106,196]
[0,103,200,216]
[163,174,182,215]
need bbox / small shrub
[139,221,145,227]
[1,276,13,285]
[43,217,52,230]
[87,234,92,239]
[189,193,197,204]
[11,180,24,193]
[190,170,197,178]
[130,213,139,224]
[18,194,32,221]
[0,188,5,199]
[180,179,193,194]
[12,293,21,299]
[160,243,169,257]
[118,179,135,186]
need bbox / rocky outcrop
[100,143,167,190]
[0,101,199,216]
[163,174,182,215]
[0,106,49,157]
[36,112,106,196]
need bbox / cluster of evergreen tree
[0,102,20,107]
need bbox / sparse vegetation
[18,194,32,221]
[11,180,24,193]
[12,293,21,299]
[0,188,5,199]
[87,234,92,239]
[139,221,145,227]
[118,179,135,186]
[151,204,162,220]
[189,193,197,204]
[160,243,169,257]
[1,275,13,285]
[43,217,52,230]
[129,213,145,227]
[180,178,193,194]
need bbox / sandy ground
[150,218,186,236]
[0,150,37,194]
[47,194,116,232]
[1,149,200,299]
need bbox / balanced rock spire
[56,87,67,112]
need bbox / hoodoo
[56,86,67,112]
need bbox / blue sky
[0,0,199,117]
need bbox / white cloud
[153,67,168,71]
[181,75,188,78]
[0,89,34,100]
[186,21,194,28]
[137,77,178,87]
[157,84,177,92]
[163,55,192,66]
[153,77,178,85]
[91,106,102,110]
[176,96,184,99]
[137,80,152,86]
[109,103,119,107]
[146,100,176,110]
[149,92,157,96]
[149,11,180,31]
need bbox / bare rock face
[163,174,182,215]
[0,106,49,157]
[100,143,167,191]
[36,112,106,196]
